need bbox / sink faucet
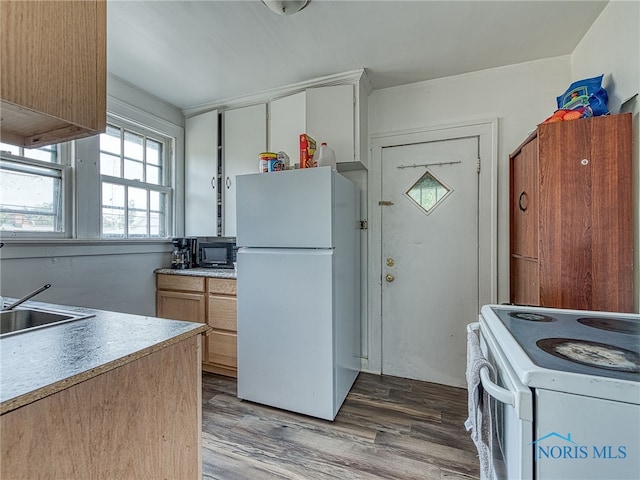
[3,284,52,311]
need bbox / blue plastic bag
[556,74,608,116]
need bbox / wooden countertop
[0,301,209,415]
[155,267,237,279]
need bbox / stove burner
[508,311,556,322]
[537,338,640,373]
[577,317,640,335]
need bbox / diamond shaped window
[406,170,451,214]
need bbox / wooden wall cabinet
[156,273,238,377]
[0,1,107,148]
[509,113,633,312]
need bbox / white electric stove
[472,304,640,480]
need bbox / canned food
[259,152,277,173]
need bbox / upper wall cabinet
[270,84,366,171]
[185,110,219,237]
[0,1,107,148]
[223,103,267,237]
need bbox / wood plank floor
[202,372,480,480]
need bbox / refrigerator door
[237,247,336,420]
[236,167,334,248]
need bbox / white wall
[369,56,573,304]
[0,78,184,316]
[571,0,640,310]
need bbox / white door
[381,136,479,387]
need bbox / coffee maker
[171,237,193,269]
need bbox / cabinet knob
[518,191,529,212]
[226,176,231,189]
[385,274,395,283]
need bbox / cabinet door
[510,137,538,259]
[306,84,355,164]
[185,110,218,236]
[269,91,306,163]
[223,103,267,236]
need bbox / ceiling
[107,0,608,112]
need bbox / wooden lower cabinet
[205,278,238,377]
[1,337,202,479]
[157,273,237,377]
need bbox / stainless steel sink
[0,308,93,337]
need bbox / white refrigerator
[236,167,360,420]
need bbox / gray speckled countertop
[155,267,237,279]
[0,300,209,414]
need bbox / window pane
[406,170,451,214]
[100,152,121,177]
[0,142,20,156]
[124,131,143,161]
[102,183,125,237]
[128,187,148,237]
[101,125,122,155]
[146,165,161,185]
[149,191,167,237]
[24,145,57,163]
[124,159,144,181]
[0,163,62,232]
[0,143,58,163]
[146,139,162,166]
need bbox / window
[99,122,172,238]
[0,143,68,235]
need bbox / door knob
[385,274,395,282]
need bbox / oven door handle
[480,365,514,406]
[468,323,515,406]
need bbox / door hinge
[360,220,368,230]
[477,158,481,173]
[378,200,394,207]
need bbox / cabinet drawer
[206,331,237,368]
[156,291,206,323]
[207,277,237,295]
[157,274,205,293]
[208,295,237,331]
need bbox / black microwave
[198,239,236,269]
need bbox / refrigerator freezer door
[236,167,334,248]
[237,248,336,420]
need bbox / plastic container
[316,142,336,170]
[259,152,278,172]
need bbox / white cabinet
[222,103,267,236]
[269,85,357,168]
[185,109,218,236]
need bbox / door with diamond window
[381,136,479,387]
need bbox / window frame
[0,144,73,239]
[98,116,174,239]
